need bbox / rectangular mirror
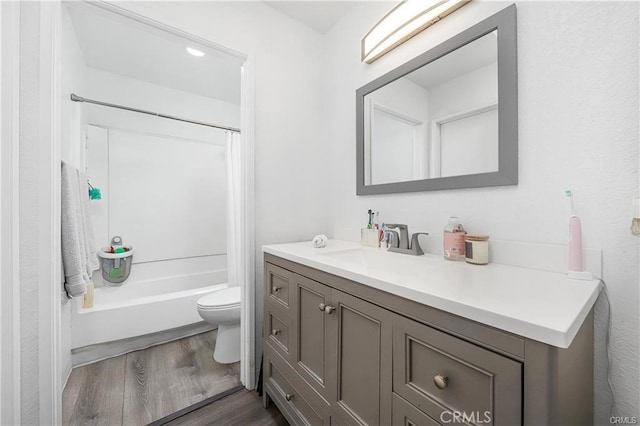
[356,5,517,195]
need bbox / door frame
[65,0,256,387]
[1,1,22,424]
[41,1,256,421]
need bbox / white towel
[61,162,97,297]
[312,234,328,248]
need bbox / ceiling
[66,4,243,105]
[264,1,359,34]
[406,31,498,90]
[65,2,380,104]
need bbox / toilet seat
[197,286,241,310]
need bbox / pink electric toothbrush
[566,190,593,280]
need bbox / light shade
[362,0,470,64]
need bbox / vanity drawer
[264,304,292,359]
[392,393,440,426]
[264,344,330,426]
[393,315,522,426]
[265,263,292,311]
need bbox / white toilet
[196,286,241,364]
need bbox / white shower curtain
[226,131,244,290]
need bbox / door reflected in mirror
[364,31,498,186]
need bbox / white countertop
[263,240,601,348]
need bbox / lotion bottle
[443,217,466,261]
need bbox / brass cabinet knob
[272,329,280,336]
[285,393,294,401]
[272,285,281,292]
[434,374,449,390]
[318,303,327,311]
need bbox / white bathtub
[71,256,228,349]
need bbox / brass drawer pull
[272,329,280,336]
[272,285,281,292]
[434,374,449,390]
[285,393,294,401]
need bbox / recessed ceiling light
[186,47,205,57]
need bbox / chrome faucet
[386,224,428,256]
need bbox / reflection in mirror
[364,31,498,185]
[356,4,517,195]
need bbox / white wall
[84,67,239,139]
[428,62,498,177]
[428,62,498,120]
[114,1,333,373]
[325,1,639,421]
[91,127,226,263]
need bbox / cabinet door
[330,290,393,426]
[292,274,334,405]
[393,315,522,426]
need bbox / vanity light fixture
[186,47,205,57]
[361,0,470,64]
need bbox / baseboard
[71,321,215,367]
[150,385,245,426]
[61,355,73,391]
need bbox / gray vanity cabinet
[265,268,393,425]
[263,253,594,426]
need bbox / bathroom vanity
[262,241,601,426]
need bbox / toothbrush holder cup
[361,228,381,248]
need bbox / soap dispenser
[443,217,466,261]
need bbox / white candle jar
[465,234,489,265]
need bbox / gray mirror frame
[356,4,517,195]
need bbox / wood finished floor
[63,330,242,426]
[164,390,288,426]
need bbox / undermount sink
[317,247,368,264]
[317,246,421,271]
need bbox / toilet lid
[197,286,241,309]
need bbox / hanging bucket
[98,246,134,285]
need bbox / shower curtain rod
[70,93,241,133]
